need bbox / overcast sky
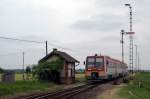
[0,0,149,70]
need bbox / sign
[126,32,135,35]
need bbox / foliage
[0,67,4,73]
[118,72,150,99]
[26,66,31,80]
[26,66,31,73]
[32,59,64,82]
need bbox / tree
[32,59,64,83]
[0,67,4,73]
[26,66,31,80]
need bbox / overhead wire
[0,35,83,56]
[0,36,44,44]
[0,35,70,50]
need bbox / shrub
[0,67,4,73]
[32,59,64,83]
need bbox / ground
[0,72,150,99]
[0,81,63,98]
[97,85,126,99]
[72,72,150,99]
[0,73,85,98]
[71,82,127,99]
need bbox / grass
[0,73,33,81]
[118,72,150,99]
[0,73,63,96]
[0,74,1,82]
[0,73,85,96]
[75,73,86,83]
[0,80,63,96]
[15,73,33,81]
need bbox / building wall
[60,62,75,84]
[60,61,66,78]
[60,77,75,84]
[68,63,75,78]
[45,55,76,84]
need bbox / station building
[39,48,79,84]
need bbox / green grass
[75,73,86,83]
[118,72,150,99]
[0,80,63,96]
[0,73,85,96]
[0,74,1,82]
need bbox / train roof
[86,55,127,65]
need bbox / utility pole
[125,4,135,74]
[22,52,25,80]
[46,40,48,56]
[121,30,125,63]
[120,29,125,76]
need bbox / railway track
[14,83,98,99]
[13,79,119,99]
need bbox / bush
[0,67,4,73]
[32,59,64,83]
[26,66,31,80]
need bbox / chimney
[95,54,98,56]
[53,48,57,52]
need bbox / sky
[0,0,149,70]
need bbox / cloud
[71,13,125,32]
[0,0,150,70]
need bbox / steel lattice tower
[125,4,134,73]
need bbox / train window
[87,58,95,67]
[87,58,94,62]
[95,58,103,67]
[106,60,109,65]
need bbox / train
[85,54,128,81]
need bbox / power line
[0,48,45,56]
[0,36,75,55]
[0,52,21,56]
[0,36,44,44]
[0,36,92,55]
[0,36,76,51]
[47,43,75,52]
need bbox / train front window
[87,58,95,68]
[95,58,103,67]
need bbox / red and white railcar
[85,54,128,80]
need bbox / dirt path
[96,85,126,99]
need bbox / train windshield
[95,58,103,67]
[86,57,103,68]
[87,58,95,68]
